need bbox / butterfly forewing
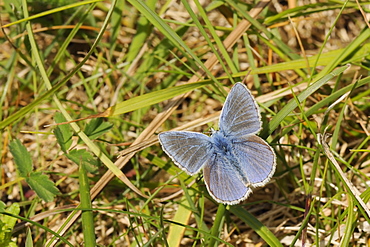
[158,131,212,175]
[219,83,261,137]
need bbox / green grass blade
[127,0,217,82]
[1,0,103,28]
[79,162,96,247]
[230,207,283,247]
[261,64,349,138]
[106,81,210,116]
[251,43,370,74]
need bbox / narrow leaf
[2,0,103,28]
[250,43,370,75]
[230,207,283,247]
[261,64,349,138]
[106,81,210,116]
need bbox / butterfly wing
[203,134,275,204]
[203,155,252,205]
[158,131,213,175]
[219,83,261,137]
[159,83,275,205]
[232,135,276,187]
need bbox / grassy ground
[1,0,370,246]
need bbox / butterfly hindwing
[203,155,252,204]
[232,135,276,186]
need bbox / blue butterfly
[158,83,276,205]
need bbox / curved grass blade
[1,0,103,28]
[230,207,283,247]
[104,81,210,117]
[251,43,370,75]
[261,64,349,138]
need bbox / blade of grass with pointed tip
[261,64,349,138]
[319,27,370,75]
[250,42,370,75]
[105,81,210,117]
[264,2,358,24]
[274,75,370,142]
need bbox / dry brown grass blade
[319,132,370,219]
[117,112,220,158]
[47,1,272,245]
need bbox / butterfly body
[211,130,233,155]
[159,83,276,205]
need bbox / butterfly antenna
[241,70,252,85]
